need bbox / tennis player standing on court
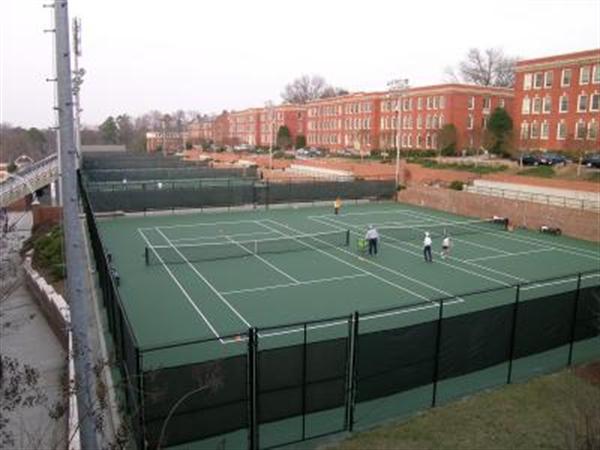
[441,235,451,259]
[423,232,433,262]
[365,225,379,256]
[333,197,342,215]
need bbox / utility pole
[161,117,167,156]
[72,17,84,167]
[50,2,100,449]
[387,78,410,187]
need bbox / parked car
[582,153,600,168]
[538,152,568,166]
[519,153,542,166]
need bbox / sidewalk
[0,212,67,450]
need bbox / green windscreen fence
[83,166,257,182]
[81,151,208,170]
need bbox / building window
[426,115,431,129]
[440,96,445,108]
[407,134,413,148]
[561,69,572,87]
[417,97,423,110]
[483,97,491,111]
[432,115,439,129]
[593,64,600,84]
[499,98,505,108]
[427,97,433,109]
[431,133,438,149]
[576,120,586,139]
[590,93,599,111]
[433,96,439,109]
[540,121,549,140]
[559,95,569,113]
[530,121,539,139]
[439,114,444,127]
[425,133,431,149]
[544,71,553,88]
[520,122,529,139]
[416,115,422,129]
[417,134,423,148]
[523,73,532,90]
[556,120,567,141]
[522,96,531,114]
[578,94,588,112]
[534,72,543,89]
[543,95,552,113]
[532,97,542,114]
[467,114,474,130]
[588,120,598,140]
[468,96,475,109]
[580,66,591,85]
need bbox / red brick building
[379,84,514,152]
[514,49,600,152]
[306,92,382,153]
[145,131,188,153]
[229,108,261,146]
[259,105,306,148]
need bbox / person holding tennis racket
[365,225,379,256]
[441,234,452,259]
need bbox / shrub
[23,225,65,281]
[449,180,464,191]
[517,166,556,178]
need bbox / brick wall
[32,205,62,229]
[398,186,599,242]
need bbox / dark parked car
[520,153,542,166]
[582,153,600,168]
[538,152,568,166]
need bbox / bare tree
[281,75,346,104]
[445,48,517,87]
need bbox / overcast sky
[1,0,599,128]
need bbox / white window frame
[532,96,542,114]
[593,64,600,84]
[561,68,571,87]
[576,120,586,139]
[468,96,475,110]
[544,71,553,88]
[523,73,532,90]
[587,120,598,140]
[520,122,529,139]
[499,98,505,108]
[522,96,531,114]
[467,114,474,130]
[530,121,539,139]
[534,72,543,89]
[543,95,552,114]
[590,92,599,112]
[557,121,567,140]
[580,66,590,85]
[483,96,491,111]
[559,94,568,113]
[578,94,588,112]
[540,121,549,140]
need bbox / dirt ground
[574,360,600,386]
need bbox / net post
[247,327,258,450]
[347,311,359,432]
[507,284,521,384]
[431,298,444,408]
[345,229,350,246]
[144,246,149,265]
[567,273,582,366]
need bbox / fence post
[136,348,146,450]
[567,274,582,366]
[347,311,359,432]
[431,298,445,408]
[507,285,521,384]
[247,328,258,450]
[301,323,308,440]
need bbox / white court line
[258,298,464,339]
[137,229,225,343]
[312,216,522,285]
[169,230,273,244]
[223,234,300,284]
[465,248,556,262]
[154,227,253,329]
[253,220,434,303]
[260,219,459,302]
[222,273,369,295]
[521,272,600,291]
[138,218,265,232]
[397,208,600,260]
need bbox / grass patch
[517,166,556,178]
[22,224,65,281]
[585,171,600,182]
[329,363,600,450]
[408,158,509,174]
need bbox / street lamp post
[387,78,410,187]
[265,101,274,170]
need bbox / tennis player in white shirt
[365,225,379,256]
[441,235,451,259]
[423,232,433,263]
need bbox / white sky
[1,0,599,128]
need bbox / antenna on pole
[72,17,84,166]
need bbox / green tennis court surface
[97,201,599,370]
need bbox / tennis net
[379,218,508,241]
[145,229,351,265]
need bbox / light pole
[265,101,274,170]
[387,78,410,187]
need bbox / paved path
[0,212,67,450]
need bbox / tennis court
[97,201,598,358]
[92,200,600,449]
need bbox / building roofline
[515,49,600,71]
